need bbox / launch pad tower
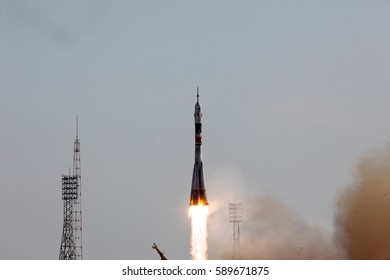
[229,202,243,259]
[59,117,83,260]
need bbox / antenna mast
[73,115,83,259]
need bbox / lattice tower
[59,117,83,260]
[59,175,78,259]
[229,203,243,260]
[73,116,82,259]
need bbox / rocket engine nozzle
[189,191,208,206]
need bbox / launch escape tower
[59,117,83,260]
[229,202,243,259]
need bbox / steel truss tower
[59,117,83,260]
[59,175,78,259]
[229,202,243,260]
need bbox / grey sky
[1,1,390,259]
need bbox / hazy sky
[1,0,390,259]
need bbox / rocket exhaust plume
[189,205,209,260]
[189,88,209,259]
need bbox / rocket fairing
[190,87,208,206]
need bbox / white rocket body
[190,88,208,206]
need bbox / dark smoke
[334,150,390,259]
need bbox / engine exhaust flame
[189,205,209,260]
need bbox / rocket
[189,87,208,206]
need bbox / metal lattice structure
[73,117,83,259]
[59,117,83,260]
[229,203,243,260]
[59,175,78,260]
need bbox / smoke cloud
[209,194,343,259]
[207,168,343,259]
[239,196,343,259]
[334,150,390,259]
[209,150,390,259]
